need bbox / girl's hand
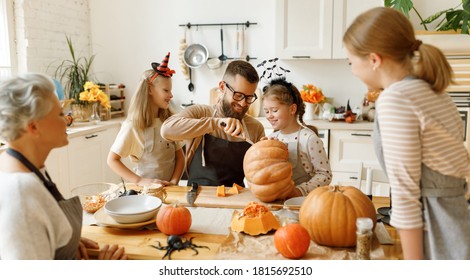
[138,178,171,186]
[77,237,99,260]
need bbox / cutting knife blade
[220,121,254,145]
[186,182,199,206]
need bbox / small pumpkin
[243,139,294,202]
[274,223,311,259]
[156,202,192,235]
[231,202,280,236]
[299,185,376,247]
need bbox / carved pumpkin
[274,223,311,259]
[243,139,294,202]
[299,185,377,247]
[231,202,280,236]
[156,202,192,235]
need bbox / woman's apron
[188,120,252,187]
[273,129,310,185]
[374,117,470,259]
[135,123,176,180]
[6,148,82,260]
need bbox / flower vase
[71,103,92,122]
[304,102,322,120]
[89,102,101,124]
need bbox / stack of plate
[104,195,162,224]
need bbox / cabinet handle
[349,176,358,180]
[85,134,98,139]
[351,133,371,137]
[292,55,311,59]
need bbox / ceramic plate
[93,208,155,229]
[284,197,306,207]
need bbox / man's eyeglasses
[224,81,257,104]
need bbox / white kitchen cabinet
[67,127,121,196]
[275,0,382,59]
[329,129,389,196]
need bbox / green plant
[54,35,96,101]
[384,0,470,34]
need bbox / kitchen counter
[0,118,126,153]
[81,191,402,260]
[255,117,374,130]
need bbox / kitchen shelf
[99,84,126,120]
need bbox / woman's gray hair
[0,73,56,142]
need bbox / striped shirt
[376,78,470,230]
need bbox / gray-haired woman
[0,73,127,260]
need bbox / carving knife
[220,121,254,145]
[186,182,199,206]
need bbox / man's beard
[221,98,248,121]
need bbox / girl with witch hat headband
[107,52,185,187]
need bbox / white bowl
[105,207,159,224]
[104,195,162,224]
[104,195,162,215]
[70,182,121,213]
[284,197,306,207]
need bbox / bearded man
[161,60,265,187]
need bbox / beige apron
[135,121,176,180]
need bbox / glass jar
[89,101,101,124]
[356,217,373,260]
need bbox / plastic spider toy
[150,235,210,260]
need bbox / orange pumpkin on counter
[243,139,294,202]
[231,202,280,236]
[274,223,311,259]
[156,202,192,235]
[299,185,376,247]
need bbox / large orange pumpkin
[243,139,294,202]
[274,223,311,259]
[299,185,376,247]
[156,202,192,235]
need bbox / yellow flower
[79,81,111,109]
[300,83,325,104]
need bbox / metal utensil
[220,121,254,145]
[186,182,199,206]
[218,28,228,62]
[188,68,194,92]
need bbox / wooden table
[82,195,403,260]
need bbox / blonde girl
[107,53,184,186]
[343,7,470,259]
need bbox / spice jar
[356,217,373,260]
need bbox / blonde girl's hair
[128,70,173,130]
[263,79,318,135]
[342,7,453,93]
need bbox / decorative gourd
[231,202,280,236]
[299,185,377,247]
[156,202,192,235]
[274,223,311,259]
[243,139,294,202]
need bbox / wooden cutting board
[164,186,265,209]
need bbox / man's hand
[218,118,246,139]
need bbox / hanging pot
[183,43,209,68]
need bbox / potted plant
[54,35,96,102]
[384,0,469,34]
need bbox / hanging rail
[179,21,257,29]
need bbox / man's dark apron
[374,116,470,259]
[7,148,82,260]
[187,134,251,187]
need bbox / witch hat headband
[149,52,176,83]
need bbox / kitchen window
[0,0,15,80]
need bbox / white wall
[13,0,92,74]
[88,0,368,112]
[11,0,463,113]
